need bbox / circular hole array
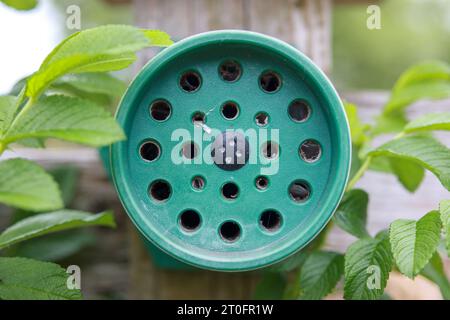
[219,60,242,82]
[149,180,171,202]
[221,101,239,120]
[261,141,279,159]
[181,141,199,159]
[289,181,311,202]
[288,100,310,122]
[260,210,282,232]
[300,140,321,163]
[179,210,201,232]
[139,140,161,162]
[150,100,171,121]
[142,60,324,244]
[222,182,239,200]
[259,71,281,93]
[220,221,241,242]
[180,71,201,92]
[255,112,269,127]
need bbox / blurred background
[0,0,449,299]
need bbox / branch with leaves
[0,25,173,300]
[255,60,450,300]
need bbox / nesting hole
[181,141,199,159]
[150,100,171,121]
[288,100,310,122]
[261,141,279,159]
[139,140,161,162]
[255,112,269,126]
[300,140,321,162]
[149,180,171,202]
[219,60,241,82]
[260,210,282,231]
[192,111,206,126]
[179,210,201,232]
[220,221,241,242]
[221,102,239,120]
[191,176,205,190]
[222,182,239,200]
[180,71,201,92]
[289,181,310,202]
[259,71,281,92]
[255,176,269,190]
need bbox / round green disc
[111,30,351,271]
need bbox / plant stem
[346,156,372,191]
[0,142,5,156]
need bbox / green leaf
[440,200,450,256]
[334,189,369,238]
[421,251,450,300]
[11,230,95,262]
[404,113,450,134]
[349,144,362,180]
[369,135,450,190]
[0,95,18,136]
[389,211,442,279]
[0,158,62,211]
[52,73,126,98]
[298,251,344,300]
[388,158,425,192]
[0,210,115,249]
[26,25,172,98]
[268,251,308,272]
[4,95,125,147]
[1,0,37,10]
[372,110,408,136]
[253,272,287,300]
[384,61,450,114]
[344,102,368,147]
[0,257,81,300]
[344,234,393,300]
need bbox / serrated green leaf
[11,230,95,262]
[3,95,125,147]
[393,61,450,91]
[390,211,442,279]
[388,158,425,192]
[369,135,450,190]
[298,251,344,300]
[142,29,174,47]
[52,73,126,97]
[267,251,308,272]
[344,234,393,300]
[344,102,368,147]
[0,257,81,300]
[385,82,450,114]
[384,61,450,114]
[26,25,172,98]
[253,272,287,300]
[421,251,450,300]
[404,113,450,134]
[0,158,62,211]
[372,111,408,135]
[440,200,450,256]
[334,189,369,238]
[0,210,115,249]
[1,0,37,10]
[0,95,18,136]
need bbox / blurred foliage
[333,0,450,90]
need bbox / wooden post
[129,0,333,299]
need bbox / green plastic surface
[111,30,351,271]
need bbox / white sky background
[0,1,62,94]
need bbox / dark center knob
[211,131,250,171]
